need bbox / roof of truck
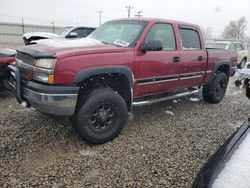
[110,18,199,28]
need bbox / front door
[134,23,181,97]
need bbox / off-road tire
[0,82,5,92]
[74,88,128,144]
[203,72,228,103]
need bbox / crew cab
[23,26,96,45]
[5,18,238,144]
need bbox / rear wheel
[203,72,228,103]
[74,88,128,144]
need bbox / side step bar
[132,89,199,106]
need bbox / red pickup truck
[5,18,237,144]
[0,49,16,92]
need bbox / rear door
[134,23,181,97]
[178,26,207,88]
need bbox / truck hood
[23,32,60,40]
[18,38,126,59]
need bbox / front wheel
[203,72,228,103]
[0,81,5,92]
[74,88,128,144]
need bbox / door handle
[197,56,203,61]
[173,56,180,63]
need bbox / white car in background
[23,26,96,45]
[207,41,249,69]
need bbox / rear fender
[208,61,230,84]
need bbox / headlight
[35,59,57,69]
[33,58,57,84]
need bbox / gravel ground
[0,78,249,188]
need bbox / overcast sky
[0,0,249,37]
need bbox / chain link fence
[0,22,62,49]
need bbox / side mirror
[141,40,163,52]
[66,32,78,38]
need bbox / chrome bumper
[5,65,79,116]
[23,88,78,116]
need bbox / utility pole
[21,17,25,34]
[97,11,103,26]
[51,20,55,33]
[135,11,143,18]
[125,5,134,18]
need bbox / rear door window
[179,28,201,50]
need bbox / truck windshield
[206,43,228,49]
[88,20,147,47]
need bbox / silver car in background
[23,26,96,45]
[207,41,249,69]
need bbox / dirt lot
[0,78,249,187]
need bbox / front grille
[16,52,34,65]
[16,52,34,80]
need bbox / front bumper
[4,65,79,116]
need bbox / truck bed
[203,49,238,83]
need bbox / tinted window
[145,23,176,51]
[179,28,201,50]
[71,28,94,38]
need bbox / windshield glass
[206,43,228,49]
[88,20,147,47]
[55,27,72,36]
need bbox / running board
[132,89,199,106]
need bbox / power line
[135,11,143,18]
[125,5,134,18]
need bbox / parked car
[192,79,250,188]
[5,18,237,144]
[23,26,96,45]
[206,41,249,69]
[192,118,250,188]
[0,49,16,92]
